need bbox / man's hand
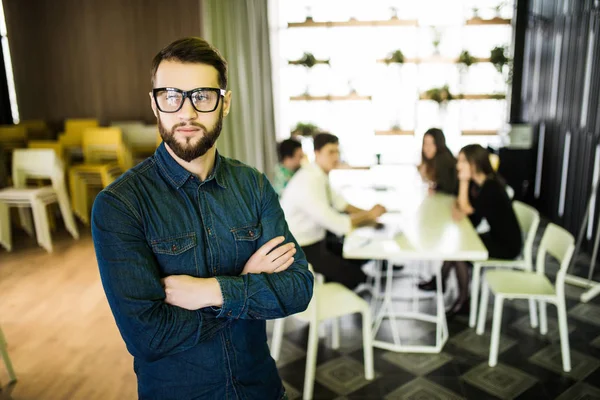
[162,276,223,310]
[242,236,296,275]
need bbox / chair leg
[539,300,548,335]
[0,202,12,251]
[0,325,16,383]
[469,263,483,328]
[303,320,319,400]
[556,301,571,372]
[489,295,504,367]
[361,309,374,380]
[476,281,490,335]
[270,318,285,361]
[17,207,34,237]
[31,200,52,253]
[55,188,79,239]
[331,317,340,350]
[528,298,538,328]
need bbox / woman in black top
[419,144,522,317]
[417,128,458,195]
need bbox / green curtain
[202,0,277,179]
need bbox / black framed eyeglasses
[152,87,226,113]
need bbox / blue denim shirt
[91,143,313,400]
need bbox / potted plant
[424,85,454,104]
[390,7,398,19]
[432,28,442,55]
[494,1,507,17]
[490,46,509,73]
[472,7,480,18]
[384,49,405,64]
[458,50,475,67]
[292,122,320,137]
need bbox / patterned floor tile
[276,339,307,368]
[462,362,537,400]
[511,315,575,342]
[381,351,453,376]
[569,303,600,327]
[282,380,301,400]
[449,328,517,358]
[315,356,379,396]
[528,345,600,380]
[554,382,600,400]
[384,377,465,400]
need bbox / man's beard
[158,108,223,162]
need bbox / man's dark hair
[313,132,339,152]
[151,37,228,89]
[277,139,302,162]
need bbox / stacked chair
[0,149,79,252]
[69,127,133,224]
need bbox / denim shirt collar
[155,142,227,190]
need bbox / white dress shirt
[280,163,351,247]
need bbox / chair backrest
[11,149,64,189]
[28,140,64,159]
[536,223,575,298]
[513,201,540,266]
[82,127,132,170]
[60,119,99,147]
[19,120,51,140]
[0,126,27,149]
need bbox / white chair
[0,324,16,384]
[270,265,374,400]
[0,149,79,252]
[476,223,575,371]
[470,201,540,328]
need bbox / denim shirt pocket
[231,223,262,271]
[150,232,198,276]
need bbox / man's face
[150,61,231,162]
[288,148,304,171]
[315,143,340,173]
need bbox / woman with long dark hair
[418,128,458,195]
[419,144,522,318]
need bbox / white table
[339,167,488,353]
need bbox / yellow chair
[19,120,51,140]
[0,125,27,151]
[58,119,99,160]
[69,127,132,224]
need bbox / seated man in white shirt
[280,133,386,289]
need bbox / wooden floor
[0,226,137,400]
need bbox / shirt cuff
[214,276,247,319]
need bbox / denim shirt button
[227,311,232,316]
[249,231,254,237]
[171,244,177,251]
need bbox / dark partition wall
[521,0,600,247]
[3,0,203,124]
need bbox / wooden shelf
[288,17,418,28]
[461,130,498,136]
[288,60,330,66]
[290,94,372,101]
[375,130,414,136]
[419,93,506,100]
[377,56,491,64]
[466,17,512,25]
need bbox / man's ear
[149,92,158,118]
[222,90,232,117]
